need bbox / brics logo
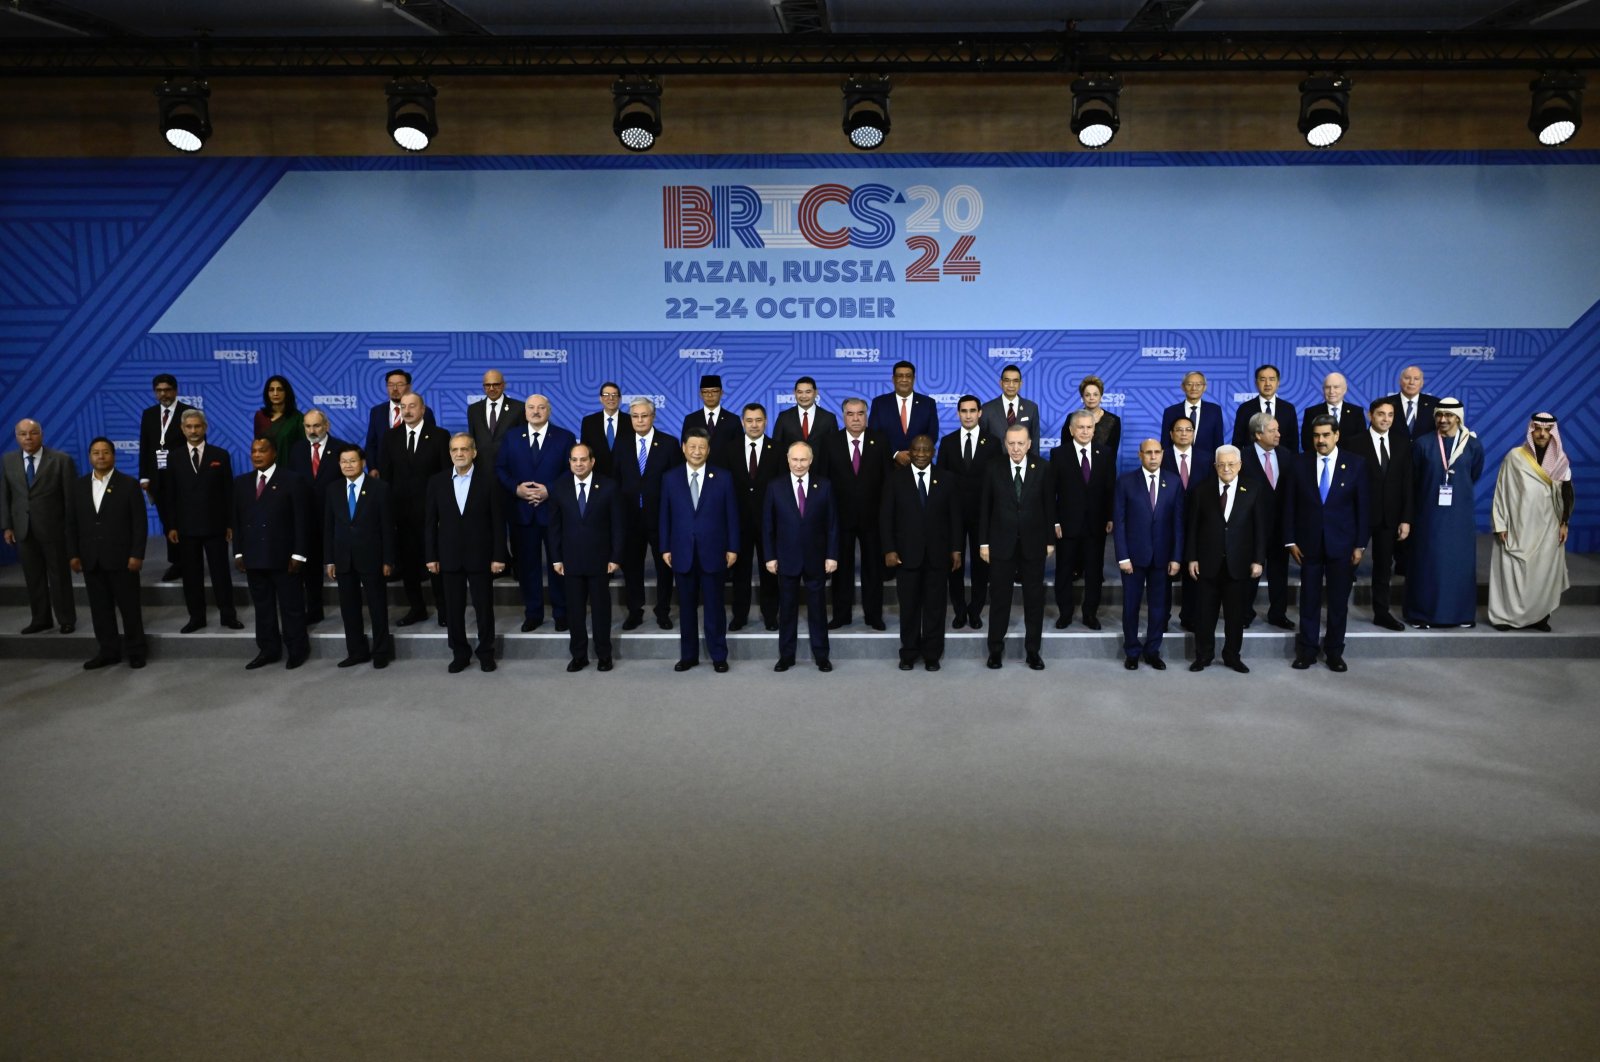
[664,183,899,250]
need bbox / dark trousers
[443,569,496,663]
[179,533,237,623]
[1297,552,1356,657]
[777,572,829,662]
[300,544,326,620]
[335,569,391,661]
[949,516,989,621]
[18,531,76,627]
[987,549,1046,654]
[1120,564,1172,659]
[623,511,673,620]
[896,563,947,662]
[675,562,729,663]
[729,523,778,626]
[831,525,883,624]
[84,566,145,661]
[1053,531,1106,619]
[1194,568,1249,664]
[396,522,444,617]
[1249,541,1290,622]
[509,521,566,622]
[563,570,613,662]
[1177,568,1200,630]
[1368,526,1400,618]
[246,566,307,659]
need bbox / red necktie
[1007,403,1016,426]
[311,442,321,476]
[900,399,909,434]
[801,410,809,439]
[256,472,267,499]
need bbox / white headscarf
[1527,413,1571,483]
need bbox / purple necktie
[851,438,861,475]
[1080,448,1091,484]
[797,480,806,516]
[1148,474,1157,511]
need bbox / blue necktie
[606,416,615,450]
[638,437,647,507]
[1319,456,1332,503]
[25,454,35,488]
[348,481,357,519]
[578,481,588,517]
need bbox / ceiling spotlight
[613,77,662,152]
[843,76,891,150]
[386,78,438,152]
[1070,75,1121,149]
[1298,75,1351,148]
[1529,72,1584,146]
[156,80,211,153]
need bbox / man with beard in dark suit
[1051,409,1115,630]
[426,434,508,673]
[1185,446,1269,673]
[1237,411,1296,630]
[820,397,889,630]
[160,410,244,633]
[721,403,784,631]
[549,443,624,672]
[138,373,192,580]
[285,408,350,626]
[233,437,313,670]
[937,395,998,630]
[881,434,963,671]
[325,446,396,669]
[980,423,1056,671]
[380,392,452,627]
[67,438,148,669]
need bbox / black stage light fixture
[1529,72,1584,146]
[843,75,891,150]
[1071,75,1121,148]
[613,77,663,152]
[386,78,438,152]
[1298,75,1351,148]
[156,80,211,153]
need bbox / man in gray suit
[979,363,1040,457]
[465,369,520,473]
[2,418,79,634]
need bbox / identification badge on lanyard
[156,448,169,470]
[1438,483,1453,507]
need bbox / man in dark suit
[979,364,1040,457]
[1299,371,1366,453]
[1382,365,1439,443]
[679,374,742,451]
[325,446,396,669]
[494,394,577,632]
[1162,415,1210,631]
[820,397,889,630]
[66,437,148,668]
[465,369,519,474]
[764,440,839,672]
[937,395,998,630]
[1185,446,1269,673]
[721,403,784,631]
[159,410,243,633]
[1346,398,1413,630]
[364,368,436,474]
[614,397,684,630]
[1237,411,1296,630]
[578,381,625,479]
[1161,370,1225,456]
[660,427,741,672]
[1051,409,1115,630]
[425,434,509,673]
[1113,439,1184,670]
[980,423,1056,670]
[1285,415,1371,672]
[1231,363,1299,457]
[771,376,839,464]
[2,418,77,634]
[138,372,192,580]
[869,360,941,468]
[380,392,451,626]
[284,408,350,626]
[549,443,623,672]
[233,437,313,670]
[881,434,962,671]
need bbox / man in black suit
[937,395,997,630]
[1185,446,1269,673]
[549,442,623,672]
[465,369,519,474]
[820,397,889,630]
[425,434,509,673]
[380,392,452,626]
[67,438,148,669]
[1231,363,1299,457]
[721,402,784,631]
[159,410,243,633]
[764,440,839,672]
[284,408,350,626]
[1382,365,1439,443]
[1299,371,1365,453]
[579,381,625,479]
[679,373,742,451]
[1237,411,1296,630]
[1051,409,1115,630]
[1285,417,1370,672]
[614,397,683,630]
[980,423,1056,670]
[364,368,436,472]
[1161,370,1225,455]
[881,434,963,671]
[233,437,313,670]
[138,372,192,580]
[325,446,395,669]
[1161,415,1209,631]
[1347,398,1413,630]
[771,376,839,466]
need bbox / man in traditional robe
[1488,413,1572,631]
[1404,398,1485,629]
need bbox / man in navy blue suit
[869,360,941,468]
[549,443,624,673]
[426,434,509,673]
[615,397,684,630]
[1161,370,1225,456]
[1285,415,1370,672]
[233,437,313,670]
[495,394,576,633]
[324,446,395,669]
[1112,439,1185,670]
[660,427,741,672]
[764,440,839,672]
[285,408,350,626]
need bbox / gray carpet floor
[3,655,1598,1060]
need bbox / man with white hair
[1185,445,1268,673]
[1489,413,1573,631]
[1,418,77,634]
[1300,371,1365,453]
[1404,397,1485,629]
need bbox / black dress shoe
[827,617,850,630]
[481,658,497,673]
[1224,659,1250,674]
[128,657,146,669]
[221,618,245,630]
[1267,615,1296,630]
[1530,617,1552,632]
[1026,653,1045,671]
[1082,615,1102,631]
[952,615,967,630]
[337,655,372,669]
[521,618,543,632]
[372,656,390,670]
[898,660,915,671]
[1492,623,1513,632]
[58,623,76,635]
[729,620,746,631]
[712,661,729,673]
[674,659,699,672]
[657,614,674,630]
[554,619,569,632]
[83,656,117,671]
[968,614,983,630]
[567,658,589,672]
[286,655,308,670]
[622,613,644,630]
[765,621,779,631]
[396,612,429,627]
[1411,621,1432,630]
[437,615,448,627]
[1189,659,1210,672]
[986,651,1003,669]
[1325,656,1348,673]
[1123,656,1139,671]
[20,621,51,635]
[447,659,470,674]
[304,612,324,626]
[245,653,281,670]
[180,619,206,634]
[774,658,794,672]
[1291,654,1312,670]
[1054,615,1071,629]
[924,660,940,672]
[1373,613,1405,631]
[161,565,182,581]
[1142,654,1166,671]
[867,619,886,631]
[815,658,832,672]
[597,659,613,672]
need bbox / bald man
[1300,372,1365,453]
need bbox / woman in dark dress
[253,374,304,458]
[1078,375,1121,458]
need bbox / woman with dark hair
[254,375,304,458]
[1075,375,1121,457]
